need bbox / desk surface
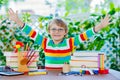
[0,70,119,80]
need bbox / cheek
[63,32,67,35]
[48,31,54,36]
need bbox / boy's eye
[51,28,57,31]
[59,29,64,31]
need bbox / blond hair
[48,18,68,32]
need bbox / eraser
[99,69,109,74]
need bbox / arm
[74,28,95,46]
[74,15,111,46]
[8,8,44,45]
[22,24,43,45]
[94,15,111,32]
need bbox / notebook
[0,66,24,76]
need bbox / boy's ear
[65,30,68,34]
[64,30,68,36]
[47,29,50,33]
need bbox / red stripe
[69,38,73,51]
[45,67,62,70]
[44,38,73,53]
[44,49,71,53]
[43,38,47,49]
[80,34,85,41]
[31,31,36,38]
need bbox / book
[73,51,104,57]
[71,56,98,61]
[13,67,38,71]
[6,56,39,61]
[70,67,98,72]
[70,60,98,68]
[6,61,37,67]
[28,69,47,76]
[3,51,39,56]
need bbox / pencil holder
[17,51,39,72]
[17,51,29,73]
[62,63,70,73]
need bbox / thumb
[100,16,103,22]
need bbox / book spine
[99,54,104,70]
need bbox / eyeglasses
[50,28,65,32]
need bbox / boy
[8,8,111,69]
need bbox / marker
[93,70,99,75]
[89,69,94,75]
[80,69,82,76]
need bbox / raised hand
[8,8,24,27]
[94,14,111,32]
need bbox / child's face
[48,24,67,43]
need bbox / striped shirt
[21,24,96,69]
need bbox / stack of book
[3,51,39,71]
[70,51,105,72]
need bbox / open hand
[94,14,111,32]
[100,14,111,28]
[8,8,24,27]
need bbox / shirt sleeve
[74,27,96,46]
[21,24,44,45]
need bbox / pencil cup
[62,63,70,73]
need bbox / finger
[101,16,103,20]
[8,8,15,15]
[16,10,18,15]
[108,17,112,23]
[100,17,104,23]
[104,14,109,20]
[8,8,13,13]
[105,15,111,23]
[8,8,12,15]
[8,10,10,15]
[106,14,111,20]
[104,15,110,22]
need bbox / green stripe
[74,35,81,46]
[48,39,67,47]
[22,24,32,35]
[46,60,69,64]
[89,28,94,35]
[34,34,43,45]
